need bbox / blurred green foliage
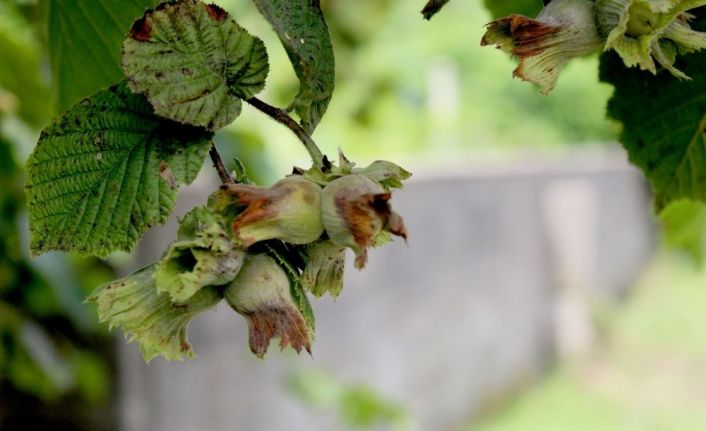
[210,0,615,180]
[0,0,116,429]
[472,253,706,431]
[288,369,409,429]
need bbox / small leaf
[87,265,222,362]
[121,0,269,131]
[26,81,212,257]
[265,242,316,332]
[353,160,412,190]
[601,51,706,208]
[252,0,335,134]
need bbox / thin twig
[245,97,328,170]
[209,145,234,184]
[421,0,450,20]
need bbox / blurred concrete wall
[118,152,655,431]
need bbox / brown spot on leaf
[130,16,153,42]
[159,161,177,188]
[205,3,228,21]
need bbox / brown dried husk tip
[480,0,602,94]
[219,176,324,247]
[223,254,312,358]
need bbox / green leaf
[26,81,212,257]
[43,0,156,114]
[252,0,335,134]
[121,0,269,131]
[353,160,412,190]
[660,199,706,263]
[601,51,706,209]
[483,0,543,19]
[87,264,222,362]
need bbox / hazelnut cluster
[482,0,706,93]
[89,155,410,361]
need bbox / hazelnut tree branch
[245,97,328,171]
[209,145,235,184]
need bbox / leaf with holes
[253,0,335,134]
[601,51,706,209]
[26,81,212,257]
[121,0,269,131]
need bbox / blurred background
[1,0,706,430]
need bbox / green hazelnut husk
[220,176,324,247]
[596,0,706,78]
[87,265,221,362]
[154,206,244,304]
[321,174,407,269]
[301,239,346,298]
[224,254,313,358]
[481,0,602,94]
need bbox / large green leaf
[121,0,269,131]
[601,52,706,209]
[26,81,212,257]
[483,0,543,19]
[43,0,156,114]
[252,0,335,134]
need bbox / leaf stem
[209,145,234,184]
[245,97,328,171]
